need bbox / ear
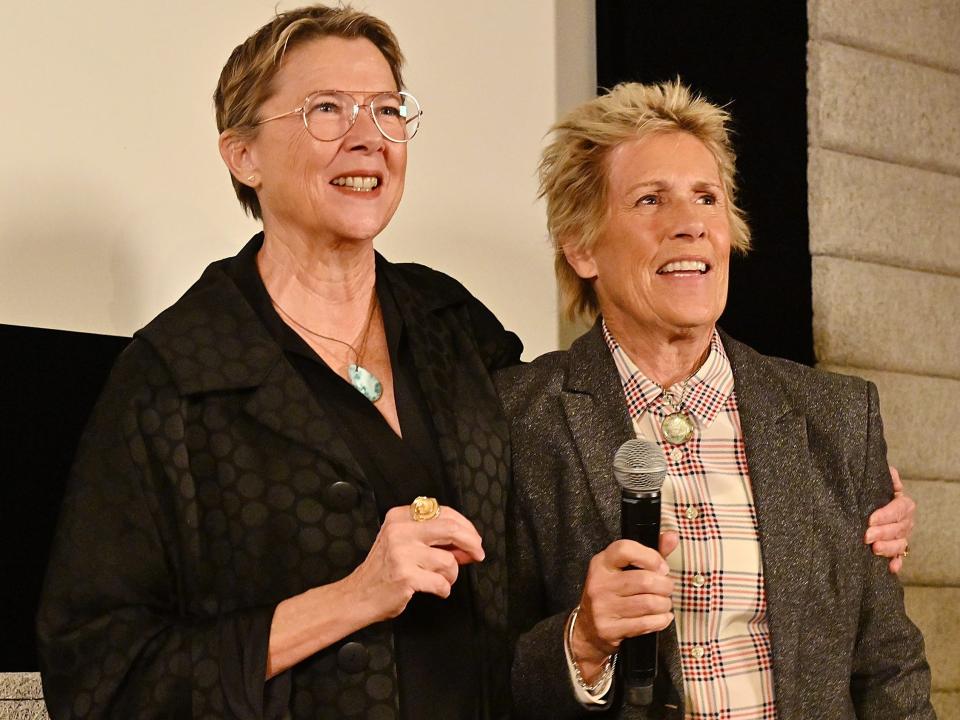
[561,240,599,280]
[219,129,260,188]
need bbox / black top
[227,242,480,718]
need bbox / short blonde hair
[214,4,405,219]
[539,80,751,320]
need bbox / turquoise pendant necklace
[273,289,383,403]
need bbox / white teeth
[332,175,379,192]
[658,260,707,274]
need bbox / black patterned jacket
[37,241,521,719]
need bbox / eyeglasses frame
[255,89,422,143]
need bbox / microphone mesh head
[613,439,666,492]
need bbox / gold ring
[410,496,441,522]
[902,543,910,558]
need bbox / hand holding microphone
[569,440,677,705]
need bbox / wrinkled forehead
[604,131,723,190]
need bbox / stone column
[808,2,960,717]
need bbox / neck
[604,315,714,388]
[258,226,376,339]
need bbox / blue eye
[636,194,659,206]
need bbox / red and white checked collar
[602,322,735,427]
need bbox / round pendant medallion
[661,411,694,444]
[348,363,383,403]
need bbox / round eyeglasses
[256,90,422,143]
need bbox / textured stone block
[812,256,960,377]
[904,586,960,691]
[898,479,960,586]
[0,673,42,700]
[0,700,48,719]
[818,366,960,482]
[809,0,960,72]
[809,148,960,276]
[808,41,960,175]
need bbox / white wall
[0,1,591,359]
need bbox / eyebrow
[625,179,724,194]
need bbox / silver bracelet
[567,605,617,695]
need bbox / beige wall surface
[0,0,585,360]
[809,0,960,716]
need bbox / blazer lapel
[721,331,814,716]
[563,321,685,702]
[561,322,635,542]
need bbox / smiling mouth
[657,260,709,275]
[331,175,380,192]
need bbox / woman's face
[248,35,407,245]
[567,131,731,340]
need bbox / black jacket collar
[136,233,473,396]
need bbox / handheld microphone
[613,438,667,707]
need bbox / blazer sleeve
[502,365,609,719]
[508,481,594,718]
[37,340,290,720]
[849,381,935,719]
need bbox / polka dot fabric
[38,246,521,719]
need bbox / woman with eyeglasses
[37,6,519,719]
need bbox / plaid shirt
[604,322,777,719]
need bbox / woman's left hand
[865,465,916,574]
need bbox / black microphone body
[613,439,667,708]
[620,486,661,706]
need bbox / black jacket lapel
[139,261,368,484]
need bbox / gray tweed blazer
[496,321,934,720]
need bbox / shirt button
[692,573,706,588]
[685,506,699,520]
[670,448,684,463]
[690,646,706,659]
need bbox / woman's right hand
[344,504,486,622]
[571,533,678,683]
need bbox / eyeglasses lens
[304,92,421,143]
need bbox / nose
[668,201,707,240]
[343,104,385,152]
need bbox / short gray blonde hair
[214,5,405,219]
[539,80,751,320]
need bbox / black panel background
[596,0,813,365]
[0,324,129,670]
